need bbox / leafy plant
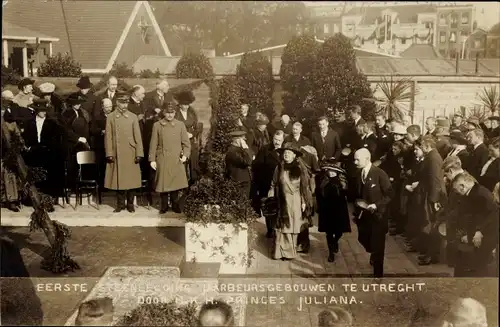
[368,75,416,123]
[280,34,319,118]
[312,33,376,121]
[118,301,198,326]
[236,52,275,119]
[1,65,22,86]
[175,52,215,80]
[477,85,500,115]
[138,68,162,78]
[37,52,82,77]
[108,62,135,78]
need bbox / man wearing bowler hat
[13,78,39,108]
[105,91,143,213]
[72,76,96,114]
[225,129,254,199]
[22,99,65,209]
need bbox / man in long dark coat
[225,130,253,199]
[71,76,97,115]
[452,173,498,277]
[353,148,393,278]
[466,129,489,180]
[104,92,143,213]
[90,98,114,188]
[253,130,285,237]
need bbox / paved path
[2,219,497,326]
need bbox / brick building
[435,4,475,58]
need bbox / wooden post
[475,53,479,74]
[22,45,28,77]
[2,39,8,67]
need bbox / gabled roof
[345,5,437,25]
[2,21,59,41]
[2,0,169,71]
[489,23,500,36]
[401,44,441,59]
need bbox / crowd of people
[1,75,499,279]
[1,76,201,214]
[225,104,499,278]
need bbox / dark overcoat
[104,110,143,190]
[316,171,351,234]
[467,143,489,180]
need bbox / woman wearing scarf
[316,159,351,263]
[174,91,201,184]
[268,142,314,260]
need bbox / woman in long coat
[174,91,201,184]
[316,160,351,263]
[268,142,314,260]
[149,102,191,213]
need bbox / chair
[75,151,101,210]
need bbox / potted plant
[182,77,258,274]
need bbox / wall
[272,76,498,131]
[367,75,498,129]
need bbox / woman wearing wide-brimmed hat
[268,142,314,260]
[315,159,350,263]
[174,90,201,184]
[12,78,39,108]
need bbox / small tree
[368,76,416,123]
[1,66,22,86]
[210,77,241,153]
[477,85,500,115]
[280,34,319,118]
[175,52,215,80]
[312,33,376,120]
[236,52,275,119]
[37,52,82,77]
[107,62,135,78]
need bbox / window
[440,31,447,43]
[439,14,446,25]
[460,30,469,43]
[324,23,329,34]
[401,38,406,45]
[450,13,458,28]
[449,32,457,43]
[461,12,470,25]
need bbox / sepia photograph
[1,0,499,326]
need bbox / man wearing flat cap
[22,99,65,209]
[12,78,39,108]
[105,91,144,213]
[149,102,191,213]
[225,129,254,199]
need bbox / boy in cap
[104,91,143,213]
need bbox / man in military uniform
[104,91,143,213]
[225,130,253,199]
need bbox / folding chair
[75,151,101,210]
